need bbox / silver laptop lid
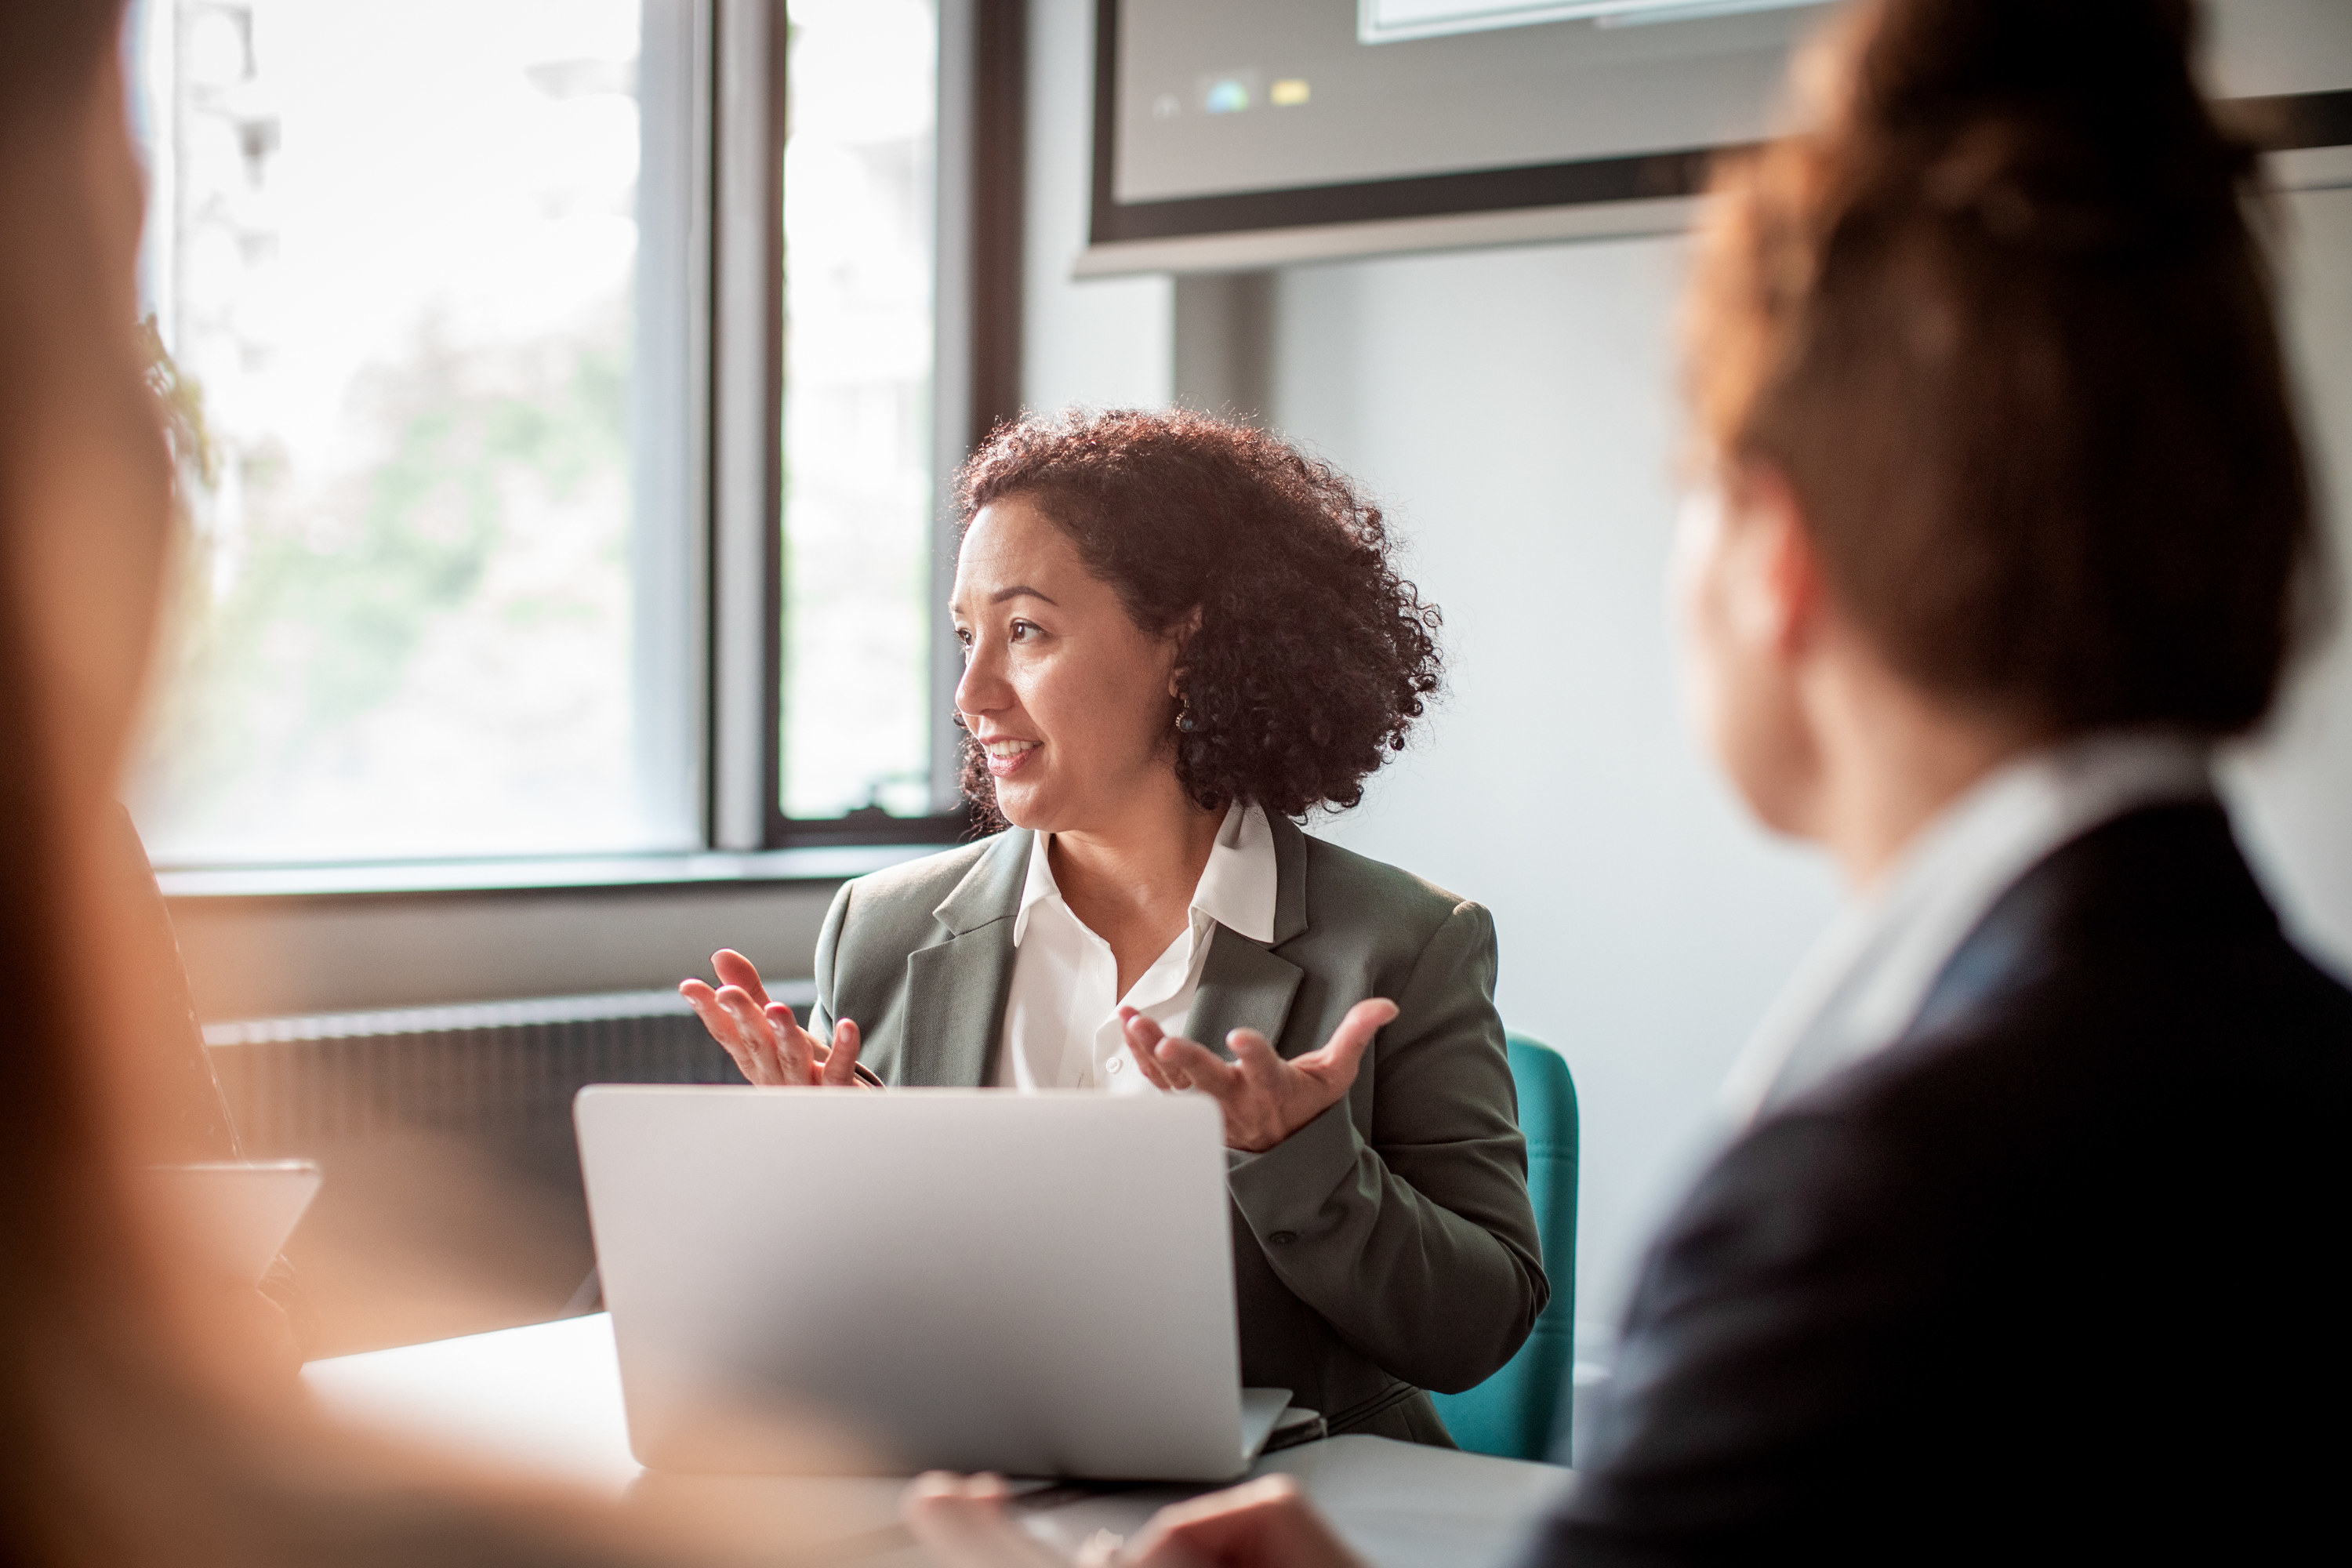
[575,1086,1248,1481]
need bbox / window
[779,0,940,822]
[128,0,996,871]
[130,0,704,863]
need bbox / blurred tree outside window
[127,0,947,864]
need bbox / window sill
[157,844,943,902]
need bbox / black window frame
[739,0,1028,852]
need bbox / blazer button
[1268,1231,1298,1246]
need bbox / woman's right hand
[679,949,865,1087]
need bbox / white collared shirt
[1719,729,2216,1127]
[993,801,1279,1093]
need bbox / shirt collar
[1193,801,1279,943]
[1011,801,1279,948]
[1719,728,2214,1126]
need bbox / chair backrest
[1429,1033,1579,1462]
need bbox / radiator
[202,984,814,1355]
[201,986,818,1152]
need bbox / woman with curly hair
[684,408,1546,1443]
[909,0,2350,1563]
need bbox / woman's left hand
[1118,998,1398,1153]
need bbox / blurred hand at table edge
[680,949,866,1087]
[902,1472,1367,1568]
[1120,999,1397,1152]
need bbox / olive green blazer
[809,812,1548,1443]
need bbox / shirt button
[1269,1231,1298,1246]
[1108,1056,1124,1073]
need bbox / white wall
[1022,0,2352,1326]
[1265,241,1840,1323]
[2228,188,2352,978]
[1022,0,1168,412]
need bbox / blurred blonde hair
[0,6,832,1563]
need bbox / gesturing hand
[1120,998,1399,1153]
[902,1471,1367,1568]
[678,948,865,1087]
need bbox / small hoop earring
[1174,697,1196,734]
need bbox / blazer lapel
[1183,811,1311,1058]
[899,830,1029,1087]
[1186,927,1305,1060]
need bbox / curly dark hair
[954,408,1443,826]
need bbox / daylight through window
[779,0,939,824]
[129,0,699,864]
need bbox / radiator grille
[205,985,812,1355]
[204,988,806,1151]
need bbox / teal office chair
[1431,1033,1578,1462]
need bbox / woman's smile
[979,735,1041,776]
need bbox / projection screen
[1081,0,2352,274]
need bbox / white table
[307,1315,1573,1568]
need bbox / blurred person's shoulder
[1872,800,2352,1122]
[1606,802,2352,1551]
[1700,800,2352,1290]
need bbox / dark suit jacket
[810,812,1548,1440]
[1528,801,2352,1564]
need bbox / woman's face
[951,495,1184,833]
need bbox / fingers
[684,962,861,1090]
[900,1473,1069,1568]
[1295,998,1397,1087]
[1126,1475,1363,1568]
[681,978,779,1084]
[820,1018,865,1087]
[708,984,782,1082]
[1226,1027,1283,1083]
[903,1472,1363,1568]
[1127,1037,1174,1091]
[1120,1008,1175,1091]
[682,950,795,1087]
[1154,1034,1240,1096]
[1120,1009,1247,1098]
[710,949,772,1009]
[764,1000,816,1083]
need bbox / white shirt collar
[1012,800,1278,949]
[1719,728,2215,1126]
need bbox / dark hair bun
[1859,0,2249,260]
[1685,0,2318,739]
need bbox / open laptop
[575,1086,1290,1480]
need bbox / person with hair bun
[685,408,1547,1443]
[906,0,2350,1563]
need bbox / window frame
[714,0,1025,855]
